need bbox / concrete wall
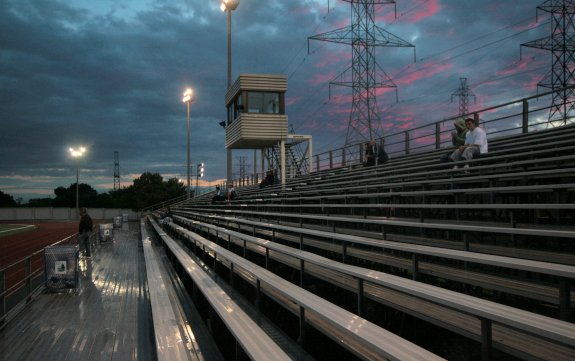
[0,207,141,221]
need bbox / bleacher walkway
[0,222,217,361]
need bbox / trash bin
[113,216,123,228]
[44,245,79,292]
[122,213,129,222]
[99,223,114,243]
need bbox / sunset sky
[0,0,550,201]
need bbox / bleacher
[150,122,575,360]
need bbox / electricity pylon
[308,0,414,150]
[451,78,476,116]
[521,0,575,127]
[113,151,120,190]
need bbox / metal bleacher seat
[172,215,575,360]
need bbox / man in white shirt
[450,118,488,164]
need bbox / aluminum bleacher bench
[146,217,294,361]
[141,219,194,361]
[173,215,575,360]
[176,210,575,315]
[228,154,575,205]
[254,182,575,205]
[297,140,575,190]
[158,218,446,361]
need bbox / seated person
[363,140,376,167]
[363,139,388,167]
[440,118,468,162]
[211,186,225,204]
[160,206,173,223]
[450,118,488,167]
[378,139,389,165]
[260,170,275,188]
[226,184,237,202]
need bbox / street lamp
[221,0,240,184]
[69,146,86,214]
[182,88,195,199]
[220,0,240,89]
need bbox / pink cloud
[285,96,300,107]
[393,61,453,87]
[377,0,441,24]
[309,72,337,86]
[404,0,441,23]
[513,18,539,32]
[495,58,531,78]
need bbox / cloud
[0,0,555,200]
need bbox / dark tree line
[0,172,187,210]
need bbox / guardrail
[141,194,188,213]
[0,234,77,329]
[313,87,575,171]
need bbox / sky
[0,0,551,201]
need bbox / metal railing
[141,194,188,213]
[0,234,77,329]
[311,87,575,171]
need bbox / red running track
[0,221,78,293]
[0,221,78,268]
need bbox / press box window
[247,92,280,114]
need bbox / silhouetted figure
[211,186,225,204]
[78,207,93,258]
[363,139,388,167]
[260,170,275,188]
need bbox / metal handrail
[0,233,77,328]
[312,86,575,171]
[141,194,188,212]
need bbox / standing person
[78,207,93,258]
[450,118,488,168]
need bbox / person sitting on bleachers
[378,139,389,165]
[260,170,275,188]
[440,118,468,162]
[364,140,376,167]
[226,184,237,202]
[363,139,388,167]
[211,186,225,204]
[450,118,488,168]
[160,206,173,224]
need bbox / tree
[164,177,187,200]
[0,190,17,207]
[131,172,172,210]
[52,183,98,207]
[18,172,187,209]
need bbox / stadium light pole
[182,88,195,199]
[69,146,86,215]
[220,0,240,88]
[221,0,240,184]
